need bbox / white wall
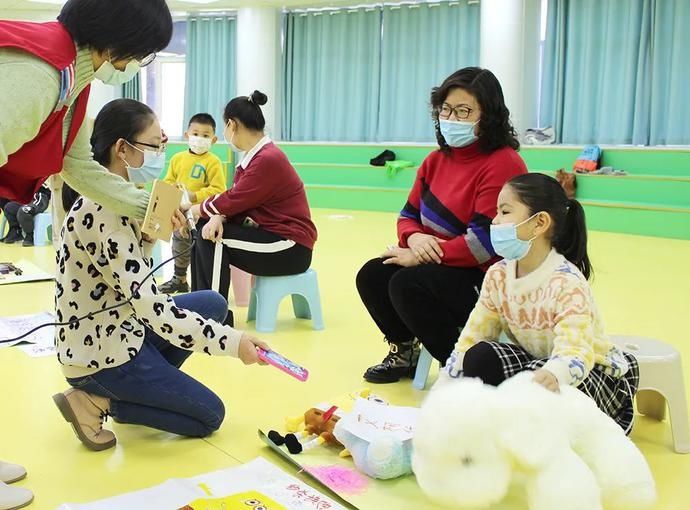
[86,81,122,119]
[236,7,282,139]
[480,0,541,138]
[0,10,58,21]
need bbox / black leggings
[192,220,312,303]
[356,258,485,363]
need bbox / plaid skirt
[483,342,640,434]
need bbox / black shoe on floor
[363,339,420,384]
[22,235,34,247]
[370,150,396,167]
[2,228,23,244]
[157,277,190,294]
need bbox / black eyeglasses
[438,103,474,121]
[128,140,166,156]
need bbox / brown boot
[52,389,116,451]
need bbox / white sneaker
[0,463,25,485]
[0,482,33,510]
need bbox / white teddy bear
[412,372,656,510]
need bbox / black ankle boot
[363,339,420,384]
[2,228,23,244]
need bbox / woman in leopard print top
[52,99,269,451]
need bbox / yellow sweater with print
[443,249,630,387]
[163,150,226,204]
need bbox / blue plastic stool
[413,346,435,390]
[247,269,325,333]
[33,212,53,247]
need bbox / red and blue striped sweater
[398,142,527,270]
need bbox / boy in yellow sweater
[158,114,226,293]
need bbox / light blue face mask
[439,119,478,148]
[490,213,539,261]
[124,143,165,184]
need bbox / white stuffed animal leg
[571,423,656,509]
[559,386,657,510]
[525,449,602,510]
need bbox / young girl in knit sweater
[439,173,639,433]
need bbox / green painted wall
[164,141,690,239]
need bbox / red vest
[0,21,90,204]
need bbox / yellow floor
[1,208,689,509]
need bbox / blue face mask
[490,214,539,261]
[439,119,478,148]
[124,143,166,184]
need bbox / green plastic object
[385,160,415,177]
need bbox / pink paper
[305,465,369,495]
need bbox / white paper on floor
[57,457,347,510]
[0,311,55,357]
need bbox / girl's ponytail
[554,198,591,279]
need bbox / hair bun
[250,90,268,106]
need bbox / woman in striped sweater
[357,68,527,384]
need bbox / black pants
[192,220,313,303]
[2,201,37,235]
[356,258,485,363]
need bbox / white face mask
[224,120,241,152]
[188,136,212,155]
[123,142,166,184]
[94,54,140,86]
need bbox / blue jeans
[67,291,229,437]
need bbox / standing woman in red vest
[0,1,172,508]
[0,0,172,222]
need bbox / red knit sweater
[398,143,527,270]
[200,143,317,249]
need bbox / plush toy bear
[413,373,656,510]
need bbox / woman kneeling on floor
[52,99,269,451]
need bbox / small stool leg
[413,347,434,390]
[292,294,312,320]
[637,390,666,421]
[256,294,281,333]
[665,363,690,453]
[247,289,257,322]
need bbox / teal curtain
[649,0,690,145]
[184,16,236,136]
[377,1,480,142]
[540,0,652,145]
[282,9,382,141]
[122,73,141,101]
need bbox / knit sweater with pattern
[442,249,630,387]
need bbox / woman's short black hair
[431,67,520,154]
[58,0,173,61]
[224,90,268,131]
[90,99,156,167]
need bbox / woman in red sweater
[190,91,317,307]
[357,68,527,383]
